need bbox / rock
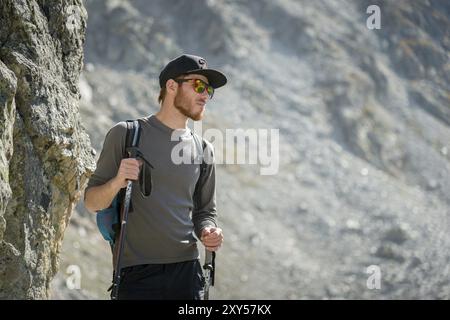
[0,0,95,299]
[249,233,261,246]
[382,225,410,244]
[0,60,16,248]
[240,274,249,282]
[297,202,309,214]
[426,179,439,191]
[374,244,405,263]
[344,219,362,233]
[408,256,422,269]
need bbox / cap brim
[184,69,227,89]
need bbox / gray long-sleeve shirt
[85,115,217,267]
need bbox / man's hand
[201,226,223,252]
[112,158,143,189]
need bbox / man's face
[173,74,210,121]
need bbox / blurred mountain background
[51,0,449,299]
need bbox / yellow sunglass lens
[192,79,214,98]
[195,85,205,93]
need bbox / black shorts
[115,259,205,300]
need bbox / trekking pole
[111,147,138,300]
[203,249,215,300]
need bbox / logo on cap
[198,58,207,69]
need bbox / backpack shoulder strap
[124,120,141,155]
[117,120,141,205]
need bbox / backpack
[95,119,207,247]
[95,120,141,247]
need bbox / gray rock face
[0,1,95,299]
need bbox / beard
[174,91,204,121]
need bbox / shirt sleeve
[84,122,127,194]
[192,140,218,239]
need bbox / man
[84,54,226,299]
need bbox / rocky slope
[48,0,449,299]
[0,0,95,299]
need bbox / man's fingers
[203,227,221,236]
[122,163,140,170]
[206,245,221,252]
[202,232,223,240]
[203,227,212,234]
[120,170,139,180]
[201,227,212,240]
[209,227,222,236]
[202,237,223,246]
[120,159,141,180]
[122,158,141,168]
[123,168,139,174]
[201,227,223,245]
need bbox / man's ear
[166,79,178,95]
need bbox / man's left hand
[201,227,223,252]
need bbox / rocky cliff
[0,0,95,299]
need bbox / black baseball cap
[159,54,227,89]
